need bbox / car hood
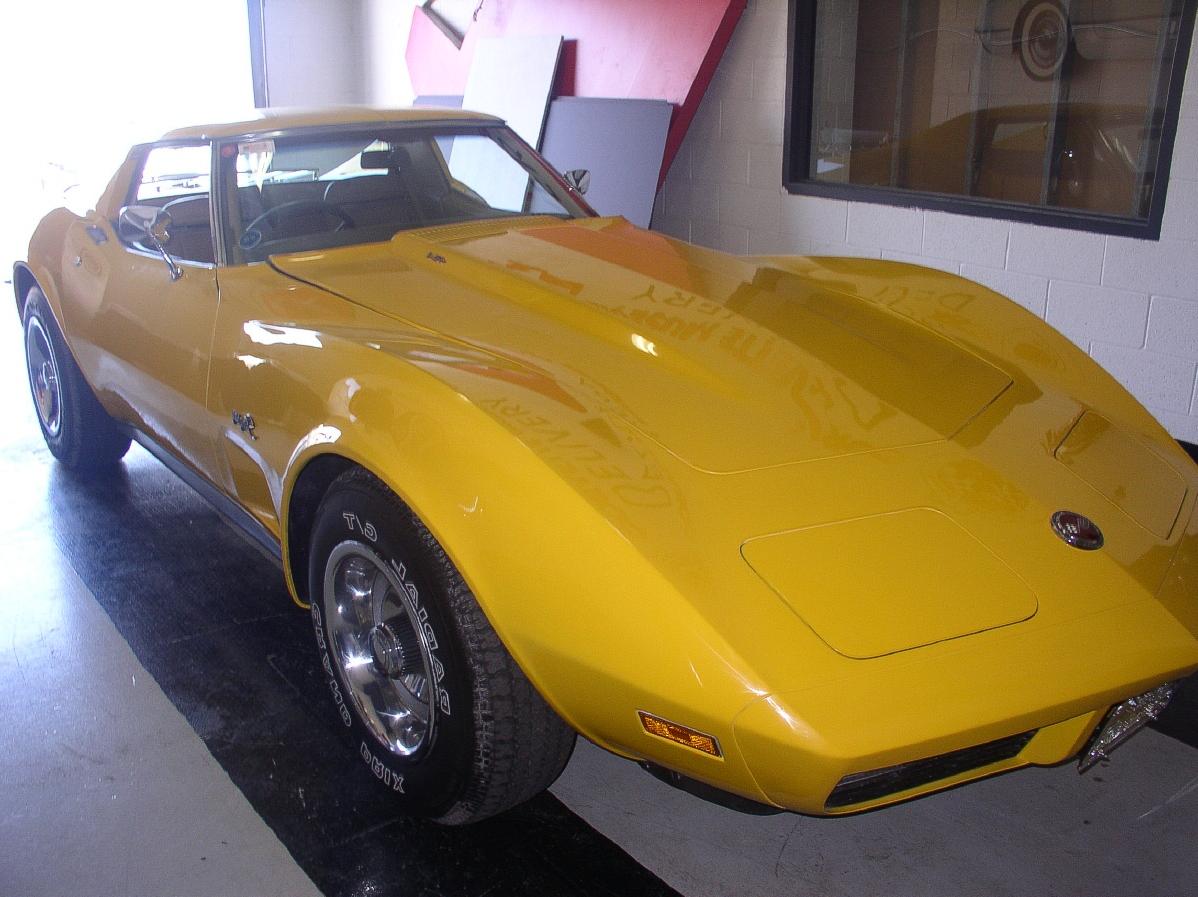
[270,216,1012,474]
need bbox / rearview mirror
[361,148,410,170]
[563,169,591,196]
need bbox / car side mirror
[118,204,166,242]
[563,169,591,196]
[117,205,182,281]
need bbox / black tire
[308,467,576,824]
[22,287,131,471]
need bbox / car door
[60,141,223,480]
[201,134,349,536]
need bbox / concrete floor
[1,301,1197,896]
[0,534,322,897]
[554,734,1198,897]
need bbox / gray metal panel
[535,97,673,228]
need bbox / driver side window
[129,144,215,265]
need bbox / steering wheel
[240,199,355,249]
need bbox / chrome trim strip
[118,245,217,271]
[127,428,282,563]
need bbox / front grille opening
[825,729,1037,809]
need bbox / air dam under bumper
[824,729,1039,809]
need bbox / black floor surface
[44,449,678,897]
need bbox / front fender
[16,210,76,331]
[264,328,795,805]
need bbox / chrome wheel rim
[322,540,436,756]
[25,316,62,437]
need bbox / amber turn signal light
[637,711,722,757]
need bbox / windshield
[222,124,589,263]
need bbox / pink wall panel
[406,9,471,96]
[406,0,747,180]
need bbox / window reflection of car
[832,103,1148,216]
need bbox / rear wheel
[22,287,130,470]
[308,467,576,824]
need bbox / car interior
[152,194,215,264]
[118,130,571,267]
[227,133,549,262]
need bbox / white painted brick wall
[846,203,924,254]
[959,264,1048,316]
[1046,283,1150,349]
[1006,225,1105,284]
[654,0,1198,441]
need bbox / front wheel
[22,286,130,471]
[308,467,576,824]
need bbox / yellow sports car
[15,108,1198,824]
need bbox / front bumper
[732,522,1198,815]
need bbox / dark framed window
[783,0,1197,238]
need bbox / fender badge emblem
[1051,510,1103,550]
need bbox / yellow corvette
[15,108,1198,824]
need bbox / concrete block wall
[653,0,1198,442]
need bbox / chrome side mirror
[117,204,161,241]
[118,205,182,281]
[563,168,591,196]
